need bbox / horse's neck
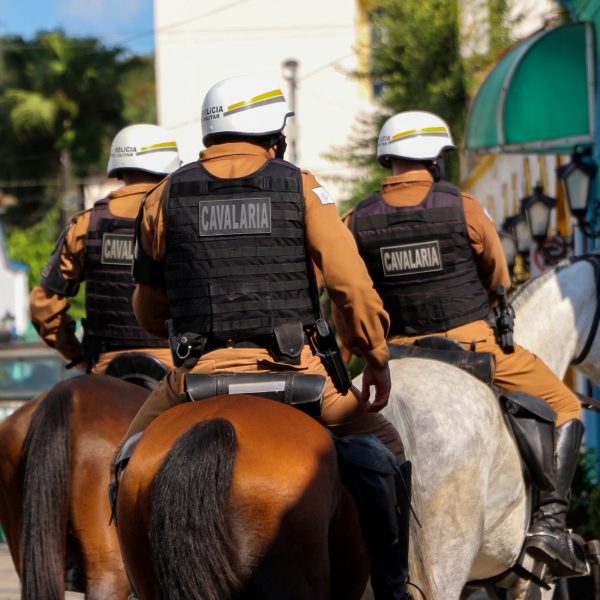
[513,260,597,379]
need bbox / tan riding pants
[120,345,404,462]
[390,319,582,427]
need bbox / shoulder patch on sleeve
[312,186,335,205]
[483,207,494,223]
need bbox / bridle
[571,253,600,366]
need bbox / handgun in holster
[493,286,515,353]
[309,319,352,394]
[166,319,206,369]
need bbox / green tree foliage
[569,447,600,539]
[0,32,128,222]
[1,32,156,322]
[5,205,86,317]
[333,0,511,209]
[119,55,157,124]
[0,31,156,226]
[6,205,60,289]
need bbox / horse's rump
[0,375,148,599]
[360,358,528,595]
[117,395,369,600]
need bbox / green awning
[465,22,596,154]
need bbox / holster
[167,319,206,369]
[492,285,515,352]
[81,320,102,364]
[502,391,557,491]
[309,319,351,394]
[270,321,304,365]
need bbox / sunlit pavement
[0,541,491,599]
[0,543,82,599]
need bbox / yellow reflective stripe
[139,141,178,152]
[391,126,448,141]
[227,89,284,111]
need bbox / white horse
[360,254,600,599]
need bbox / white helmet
[377,111,455,167]
[107,124,180,177]
[201,74,294,145]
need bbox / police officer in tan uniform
[119,74,411,598]
[30,124,180,375]
[345,110,586,578]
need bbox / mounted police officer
[30,124,180,377]
[345,110,587,579]
[116,74,412,599]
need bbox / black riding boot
[370,461,414,600]
[525,419,588,578]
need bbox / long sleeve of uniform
[29,211,90,361]
[132,285,170,338]
[132,179,171,335]
[303,172,390,368]
[462,193,511,299]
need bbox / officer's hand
[74,359,91,373]
[361,363,391,412]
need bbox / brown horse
[0,374,148,600]
[116,395,371,600]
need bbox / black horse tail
[21,382,73,600]
[150,418,241,600]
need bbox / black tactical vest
[352,181,490,336]
[83,197,168,355]
[163,159,321,340]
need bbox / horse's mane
[510,251,599,311]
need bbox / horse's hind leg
[328,488,370,600]
[71,450,131,599]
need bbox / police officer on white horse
[344,110,587,579]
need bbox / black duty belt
[203,337,269,353]
[203,333,311,354]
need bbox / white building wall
[463,154,562,227]
[154,0,372,200]
[0,227,29,337]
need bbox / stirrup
[525,530,589,578]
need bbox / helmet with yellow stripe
[201,74,294,146]
[107,124,181,177]
[377,111,455,167]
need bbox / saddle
[105,352,169,389]
[390,337,556,492]
[388,336,496,384]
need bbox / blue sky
[0,0,154,54]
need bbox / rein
[571,253,600,366]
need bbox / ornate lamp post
[556,146,599,237]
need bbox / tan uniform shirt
[30,183,165,365]
[133,141,390,368]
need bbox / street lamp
[522,185,556,242]
[281,58,299,164]
[499,229,517,269]
[556,146,599,237]
[502,212,532,255]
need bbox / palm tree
[0,31,129,225]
